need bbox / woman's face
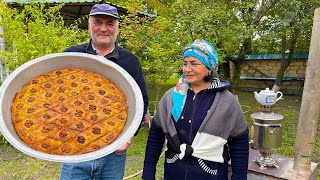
[183,56,210,86]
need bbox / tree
[119,0,279,101]
[0,2,88,80]
[268,0,318,92]
[167,0,277,92]
[119,14,181,114]
[0,1,88,144]
[117,0,319,96]
[225,0,276,92]
[250,0,319,92]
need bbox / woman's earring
[204,71,213,82]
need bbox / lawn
[0,83,319,179]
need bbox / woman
[142,39,249,180]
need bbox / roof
[245,53,309,60]
[7,0,106,3]
[240,76,304,81]
[6,0,156,29]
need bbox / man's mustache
[97,33,110,36]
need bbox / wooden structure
[5,0,155,29]
[232,53,308,95]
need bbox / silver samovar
[250,88,284,169]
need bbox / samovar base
[255,151,279,169]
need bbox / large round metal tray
[0,52,144,163]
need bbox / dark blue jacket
[63,40,149,134]
[143,81,248,180]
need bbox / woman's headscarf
[183,39,218,72]
[171,39,219,122]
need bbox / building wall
[233,59,307,95]
[240,59,307,78]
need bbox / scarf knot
[178,144,194,159]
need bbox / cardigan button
[189,120,192,123]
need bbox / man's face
[88,15,119,48]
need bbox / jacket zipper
[185,93,197,180]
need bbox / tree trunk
[230,38,251,93]
[226,0,276,93]
[220,58,231,82]
[272,27,299,92]
[230,59,244,93]
[153,83,163,115]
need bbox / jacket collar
[86,39,120,60]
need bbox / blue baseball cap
[89,4,119,19]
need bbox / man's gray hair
[88,16,119,25]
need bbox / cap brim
[89,12,119,19]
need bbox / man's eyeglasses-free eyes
[182,63,202,69]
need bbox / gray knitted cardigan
[153,88,248,162]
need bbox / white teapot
[254,88,283,105]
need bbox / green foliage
[119,14,181,112]
[253,0,319,53]
[0,2,89,145]
[170,0,239,55]
[117,0,278,92]
[0,135,9,146]
[0,2,89,72]
[147,76,178,115]
[0,1,319,177]
[120,1,279,90]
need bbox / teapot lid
[260,88,273,93]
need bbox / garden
[0,0,320,179]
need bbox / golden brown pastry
[11,68,128,155]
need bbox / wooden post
[293,7,320,177]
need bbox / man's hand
[116,136,135,153]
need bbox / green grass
[147,76,178,115]
[124,128,165,179]
[0,146,61,179]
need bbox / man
[60,4,149,180]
